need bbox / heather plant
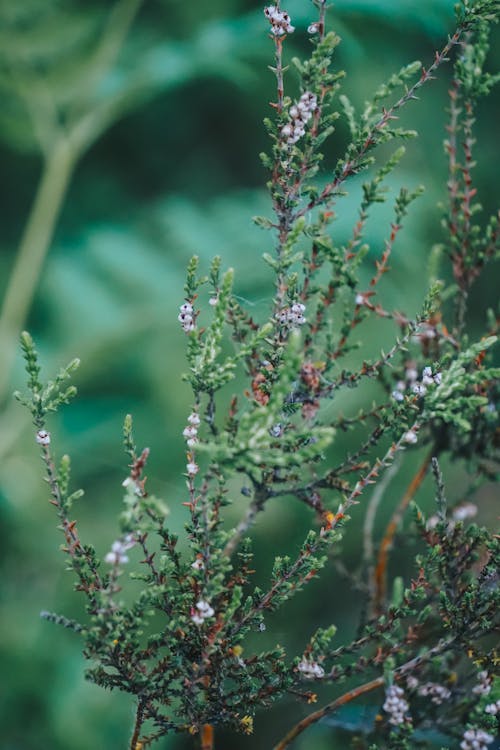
[15,1,500,749]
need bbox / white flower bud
[404,430,418,444]
[36,430,51,446]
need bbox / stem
[373,448,434,615]
[0,141,76,407]
[363,456,401,569]
[130,699,146,750]
[223,486,267,557]
[200,724,214,750]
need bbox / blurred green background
[0,1,498,748]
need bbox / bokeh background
[0,1,498,749]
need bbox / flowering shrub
[16,1,499,749]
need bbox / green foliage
[9,1,500,749]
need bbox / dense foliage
[3,1,500,749]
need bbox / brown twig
[200,724,214,750]
[373,447,434,614]
[129,698,146,750]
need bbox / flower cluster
[383,685,410,726]
[413,365,442,397]
[277,302,306,327]
[417,681,451,705]
[183,411,200,449]
[104,533,136,565]
[392,364,441,402]
[191,599,214,626]
[472,671,492,697]
[178,302,196,333]
[183,410,201,476]
[297,659,325,679]
[281,92,318,145]
[460,729,495,750]
[263,5,294,36]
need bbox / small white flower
[186,461,199,476]
[187,412,201,426]
[209,296,218,306]
[269,423,284,438]
[433,372,442,385]
[426,513,440,530]
[355,293,365,305]
[307,22,320,34]
[191,599,214,625]
[406,675,419,690]
[36,430,51,446]
[484,700,500,715]
[179,302,193,314]
[392,389,404,402]
[413,383,427,397]
[452,502,477,521]
[196,600,214,617]
[183,320,196,332]
[298,660,325,679]
[191,558,204,571]
[405,367,418,383]
[183,425,198,439]
[105,550,127,565]
[291,302,306,314]
[105,534,136,565]
[472,671,492,696]
[404,430,418,445]
[186,437,198,448]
